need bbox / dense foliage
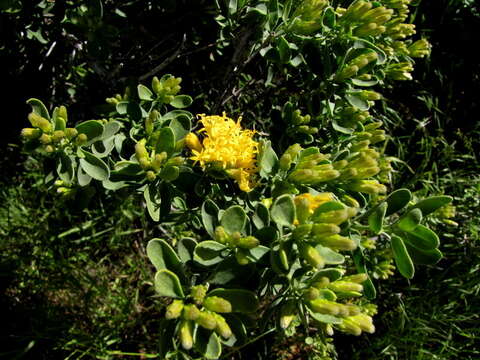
[1,0,479,359]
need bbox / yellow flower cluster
[186,113,259,192]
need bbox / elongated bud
[182,304,201,321]
[203,296,232,313]
[339,318,362,336]
[152,76,162,94]
[146,170,157,181]
[342,273,368,284]
[308,299,340,316]
[179,320,194,350]
[196,311,217,330]
[311,223,341,236]
[65,128,78,139]
[167,156,184,166]
[135,139,149,160]
[21,128,42,139]
[347,179,387,194]
[315,234,357,251]
[39,133,52,145]
[52,130,65,143]
[303,287,320,301]
[312,276,330,289]
[165,299,184,319]
[58,105,68,123]
[349,313,375,333]
[146,110,158,136]
[190,285,208,305]
[329,281,363,293]
[338,304,361,317]
[336,65,359,82]
[408,39,431,58]
[279,153,292,170]
[279,300,297,329]
[28,113,51,132]
[151,153,166,172]
[313,209,350,225]
[278,246,290,271]
[236,236,260,250]
[185,133,203,152]
[293,224,313,240]
[300,243,325,269]
[213,314,233,339]
[235,248,250,265]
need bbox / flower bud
[279,153,292,171]
[315,234,357,251]
[152,76,163,94]
[236,236,260,250]
[52,130,65,143]
[311,277,330,289]
[235,248,250,265]
[293,224,313,240]
[190,284,208,304]
[185,133,203,153]
[146,170,157,181]
[342,273,368,284]
[146,110,158,136]
[339,318,362,336]
[311,223,341,237]
[39,133,52,145]
[195,311,217,330]
[28,113,52,133]
[213,313,233,339]
[303,287,320,301]
[308,299,340,315]
[203,296,232,313]
[179,320,194,350]
[349,313,375,333]
[279,300,297,329]
[408,39,431,58]
[300,244,325,269]
[21,128,42,139]
[329,281,363,293]
[182,304,201,321]
[44,145,55,153]
[347,179,387,194]
[65,128,78,139]
[165,299,184,319]
[75,134,88,146]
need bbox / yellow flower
[186,113,259,192]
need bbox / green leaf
[313,201,345,214]
[404,242,443,265]
[252,203,270,229]
[247,245,270,262]
[116,102,143,121]
[194,329,222,360]
[202,200,220,238]
[137,84,154,101]
[397,208,422,232]
[207,289,259,313]
[102,121,121,139]
[144,184,161,222]
[170,95,193,109]
[308,309,342,324]
[77,165,92,186]
[310,268,343,283]
[26,98,50,120]
[79,149,110,181]
[154,269,184,298]
[57,152,74,184]
[76,120,104,145]
[169,114,191,141]
[155,127,176,155]
[385,188,412,216]
[271,194,296,228]
[322,7,336,28]
[277,36,291,64]
[221,206,247,234]
[403,225,440,250]
[194,241,228,266]
[352,248,376,299]
[315,245,345,264]
[92,137,115,158]
[258,140,278,178]
[177,237,198,263]
[345,91,369,110]
[368,202,387,234]
[391,235,415,279]
[412,196,453,216]
[146,239,183,274]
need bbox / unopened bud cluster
[286,109,319,137]
[336,51,378,82]
[290,0,329,35]
[21,106,89,152]
[152,75,182,104]
[214,226,260,265]
[166,285,234,350]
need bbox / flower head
[187,113,259,192]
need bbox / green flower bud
[278,245,290,271]
[293,224,313,240]
[308,299,340,316]
[65,128,78,139]
[311,223,341,237]
[235,248,250,265]
[279,153,292,171]
[190,284,208,305]
[300,243,325,269]
[311,277,330,289]
[360,90,381,101]
[106,97,119,105]
[75,133,88,146]
[179,320,194,350]
[203,296,232,313]
[236,236,260,250]
[152,76,163,94]
[44,145,55,153]
[315,234,357,251]
[347,179,387,194]
[146,170,157,181]
[196,311,217,330]
[342,273,368,284]
[39,133,52,145]
[408,39,431,58]
[338,318,362,336]
[28,113,51,133]
[313,209,350,225]
[213,313,233,339]
[336,65,359,82]
[329,281,363,293]
[279,300,297,329]
[52,130,65,143]
[349,313,375,333]
[151,153,166,172]
[303,287,320,301]
[21,128,42,139]
[337,304,361,317]
[146,110,158,136]
[135,139,149,160]
[138,157,151,170]
[165,299,184,319]
[167,156,184,166]
[58,105,68,123]
[182,304,201,321]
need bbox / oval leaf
[221,205,247,234]
[404,242,443,265]
[155,127,176,155]
[412,196,453,216]
[76,120,104,144]
[194,241,228,266]
[202,200,220,238]
[385,189,412,216]
[271,194,296,228]
[368,202,387,234]
[154,269,184,298]
[315,245,345,265]
[397,208,422,232]
[137,84,154,101]
[170,95,193,109]
[403,224,440,250]
[27,98,50,120]
[79,149,110,181]
[194,329,222,360]
[146,238,182,274]
[391,235,415,279]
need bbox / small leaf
[403,225,440,250]
[277,36,291,64]
[202,200,220,238]
[271,194,296,228]
[26,98,50,120]
[322,7,336,28]
[315,245,345,264]
[368,202,387,234]
[170,95,193,109]
[207,289,259,313]
[144,184,161,222]
[221,206,247,234]
[194,241,228,266]
[345,91,369,110]
[391,235,415,279]
[155,127,176,155]
[154,269,184,298]
[169,114,191,141]
[310,268,343,282]
[404,242,443,265]
[252,203,270,229]
[57,152,74,184]
[194,329,222,360]
[258,140,278,178]
[397,208,422,232]
[385,189,412,216]
[308,309,342,324]
[146,238,183,274]
[137,84,154,101]
[77,165,92,186]
[76,120,104,144]
[102,121,121,139]
[177,237,198,263]
[79,149,110,181]
[412,196,453,216]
